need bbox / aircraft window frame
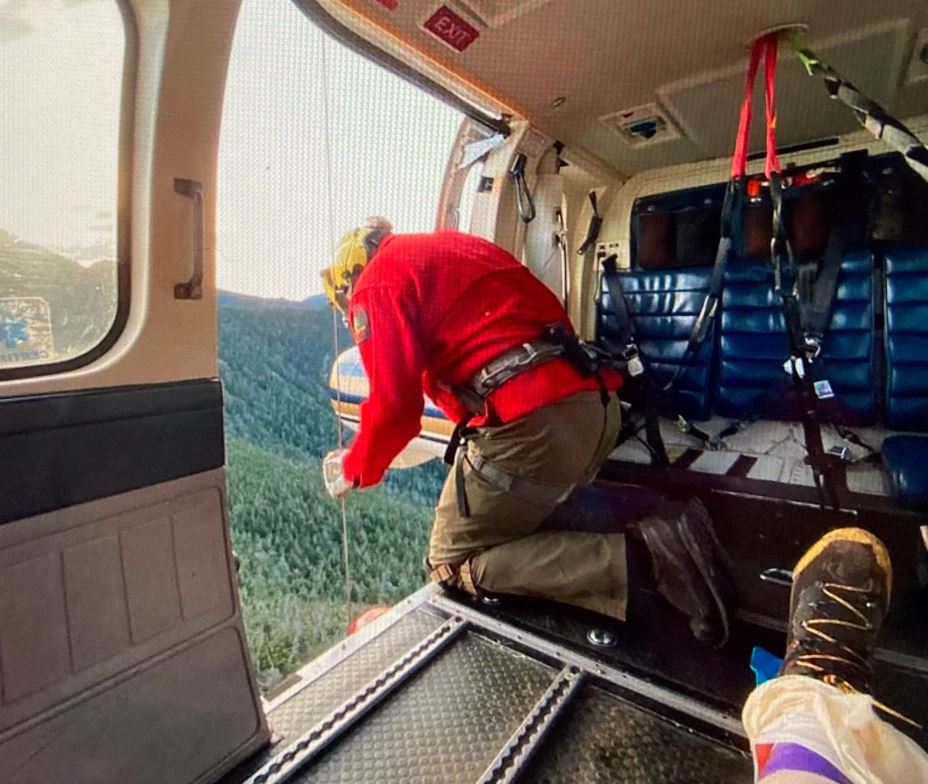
[0,0,136,382]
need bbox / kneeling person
[321,219,733,643]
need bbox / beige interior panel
[325,0,928,175]
[0,627,261,784]
[0,469,268,781]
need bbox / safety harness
[430,326,614,588]
[441,324,614,520]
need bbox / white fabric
[743,675,928,784]
[322,448,353,498]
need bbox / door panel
[0,626,260,784]
[0,469,266,781]
[0,0,268,779]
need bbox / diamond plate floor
[521,685,752,783]
[291,632,556,784]
[268,609,444,743]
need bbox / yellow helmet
[321,217,393,314]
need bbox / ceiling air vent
[451,0,554,29]
[600,103,681,147]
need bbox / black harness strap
[769,172,843,509]
[686,178,742,357]
[577,191,604,256]
[600,255,715,463]
[444,327,613,516]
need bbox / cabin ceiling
[324,0,928,174]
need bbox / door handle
[174,178,204,300]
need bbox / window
[0,0,127,376]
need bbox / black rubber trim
[292,0,510,137]
[0,380,224,525]
[727,455,756,479]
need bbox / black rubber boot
[634,498,737,647]
[782,527,891,695]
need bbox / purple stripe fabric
[759,742,853,784]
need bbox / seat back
[716,261,792,420]
[817,250,877,426]
[884,248,928,430]
[598,267,715,421]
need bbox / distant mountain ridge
[0,230,117,362]
[218,290,328,310]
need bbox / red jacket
[342,231,622,487]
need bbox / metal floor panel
[520,685,752,783]
[291,632,556,784]
[267,608,444,743]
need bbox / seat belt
[672,38,765,391]
[753,33,843,509]
[789,33,928,186]
[599,255,714,463]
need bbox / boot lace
[795,582,921,729]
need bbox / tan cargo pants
[428,390,627,620]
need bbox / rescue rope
[318,28,353,625]
[788,32,928,185]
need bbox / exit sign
[423,5,479,53]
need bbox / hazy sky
[1,0,462,299]
[218,1,462,299]
[0,0,123,262]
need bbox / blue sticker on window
[0,298,53,367]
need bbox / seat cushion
[884,248,928,430]
[598,267,715,421]
[881,434,928,507]
[717,261,793,420]
[717,254,876,424]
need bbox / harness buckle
[622,345,645,377]
[803,334,823,359]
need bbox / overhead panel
[327,0,928,173]
[660,21,918,164]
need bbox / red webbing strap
[762,35,781,178]
[731,40,762,179]
[731,33,781,180]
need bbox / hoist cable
[318,29,353,624]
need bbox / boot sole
[676,499,738,648]
[792,527,893,601]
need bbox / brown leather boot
[782,527,891,695]
[635,498,737,647]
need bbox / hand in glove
[323,448,356,499]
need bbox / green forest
[219,295,447,690]
[0,228,445,692]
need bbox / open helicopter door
[0,1,268,782]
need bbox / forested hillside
[0,223,444,691]
[218,294,446,689]
[0,230,117,364]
